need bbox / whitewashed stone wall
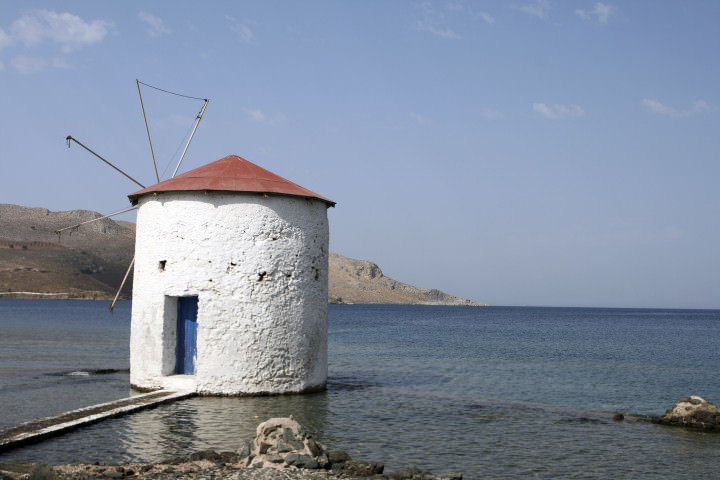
[129,192,329,395]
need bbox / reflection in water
[114,393,331,461]
[0,392,332,466]
[120,400,199,460]
[161,401,198,457]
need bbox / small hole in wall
[158,260,167,271]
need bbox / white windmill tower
[62,81,334,396]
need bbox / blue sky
[1,1,718,309]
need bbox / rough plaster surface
[129,192,329,395]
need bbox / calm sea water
[1,299,720,479]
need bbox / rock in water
[237,417,464,478]
[239,417,332,470]
[653,396,720,431]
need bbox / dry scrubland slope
[0,204,135,299]
[0,204,482,305]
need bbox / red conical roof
[128,155,335,206]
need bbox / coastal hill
[0,204,135,300]
[328,253,482,306]
[0,204,482,305]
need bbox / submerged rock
[389,467,462,480]
[653,396,720,431]
[342,460,384,476]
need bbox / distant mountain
[328,253,483,306]
[0,204,483,305]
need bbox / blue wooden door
[176,296,198,374]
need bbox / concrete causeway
[0,390,196,453]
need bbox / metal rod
[137,79,160,183]
[110,256,135,312]
[55,206,138,234]
[66,136,146,189]
[171,99,209,178]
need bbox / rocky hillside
[328,253,482,305]
[0,204,135,299]
[0,204,482,305]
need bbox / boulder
[328,450,352,463]
[342,459,384,476]
[188,449,222,462]
[653,396,720,431]
[237,417,458,478]
[238,417,332,470]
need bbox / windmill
[57,80,209,311]
[59,81,334,395]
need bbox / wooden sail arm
[66,136,146,189]
[110,256,135,312]
[171,99,209,178]
[55,206,138,235]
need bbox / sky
[0,1,718,309]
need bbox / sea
[1,299,719,479]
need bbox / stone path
[0,390,196,452]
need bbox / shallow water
[1,300,720,478]
[0,299,134,428]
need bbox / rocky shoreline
[0,418,461,480]
[2,460,457,480]
[651,396,720,431]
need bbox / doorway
[175,296,198,374]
